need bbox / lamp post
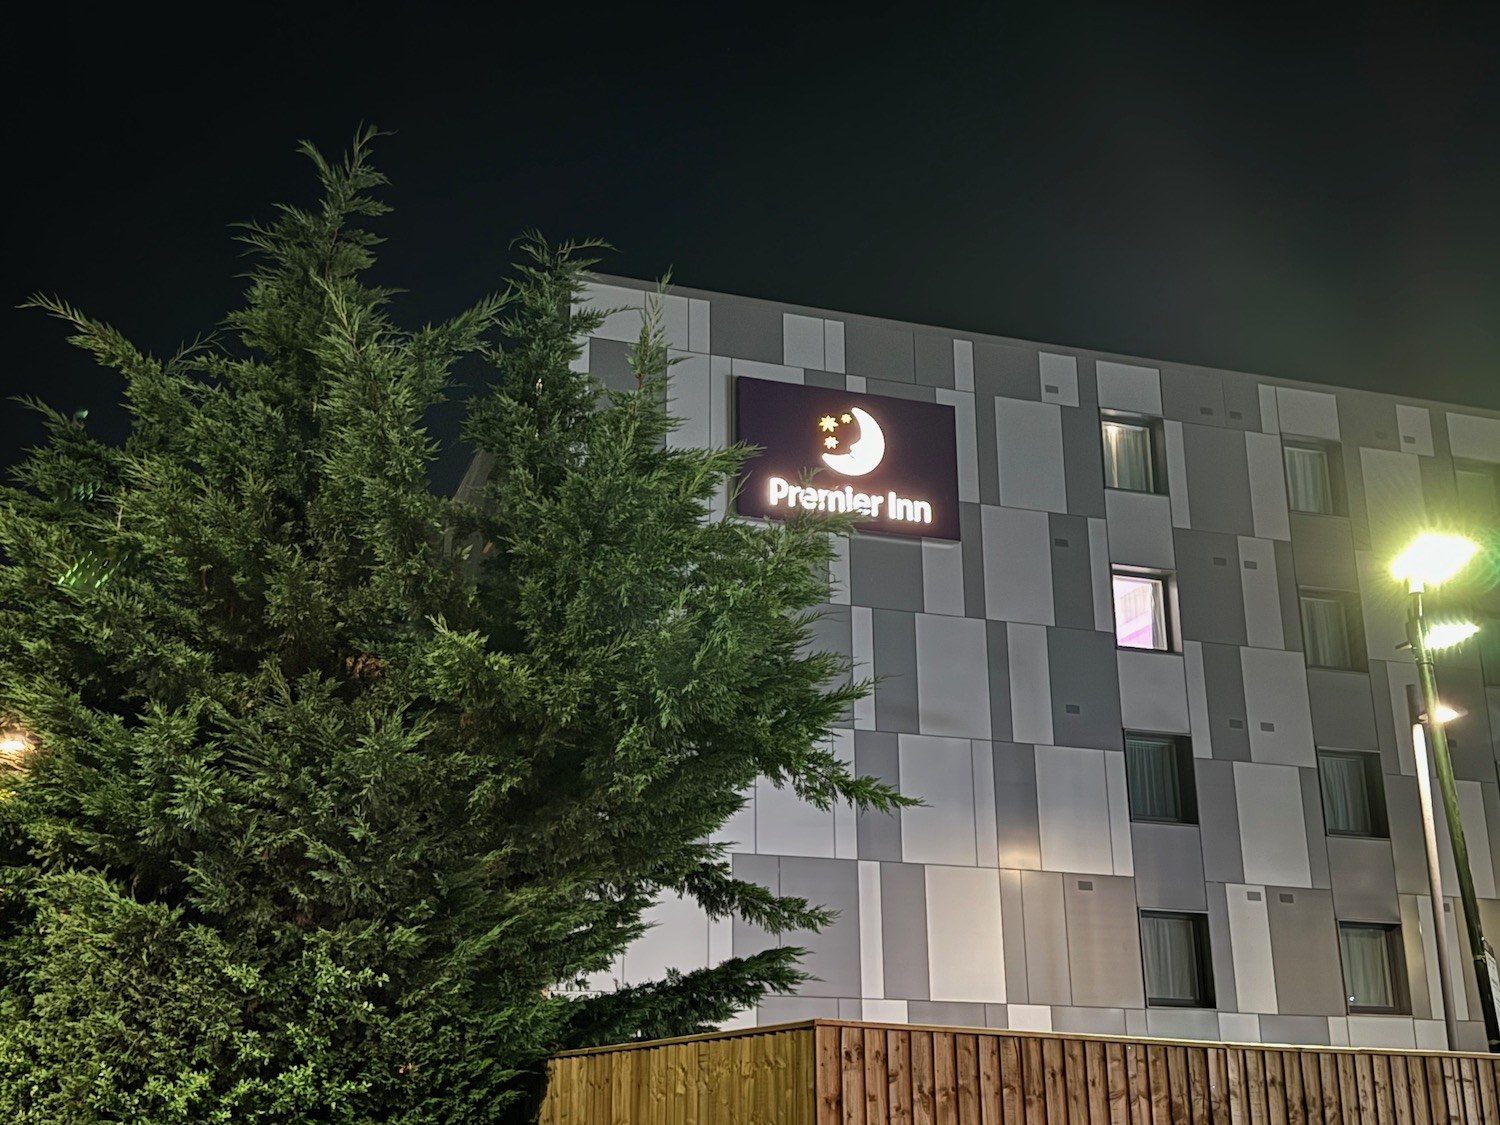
[1392,532,1500,1052]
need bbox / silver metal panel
[982,504,1055,624]
[1050,627,1125,750]
[1306,669,1379,750]
[1235,763,1313,888]
[1021,869,1071,1004]
[915,613,992,739]
[1265,887,1347,1017]
[1328,836,1400,923]
[898,734,978,866]
[926,865,1005,1003]
[1105,489,1176,569]
[880,862,930,1000]
[1132,822,1208,911]
[779,856,861,997]
[1118,650,1191,735]
[1241,648,1316,767]
[996,398,1068,513]
[1035,745,1115,875]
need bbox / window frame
[1100,412,1167,496]
[1316,749,1389,839]
[1282,439,1346,516]
[1124,732,1198,825]
[1139,910,1216,1009]
[1337,921,1410,1016]
[1111,566,1178,653]
[1297,587,1366,672]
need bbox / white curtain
[1284,446,1332,513]
[1301,596,1351,669]
[1127,737,1180,820]
[1320,753,1372,835]
[1114,575,1166,650]
[1142,914,1201,1004]
[1339,925,1395,1010]
[1102,422,1153,491]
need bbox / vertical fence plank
[1226,1050,1246,1125]
[935,1032,959,1125]
[1439,1058,1461,1125]
[1129,1044,1152,1125]
[1148,1046,1172,1125]
[1352,1054,1376,1125]
[1087,1041,1110,1125]
[890,1030,914,1125]
[1208,1049,1231,1125]
[1475,1056,1497,1125]
[1295,1054,1321,1125]
[1000,1037,1024,1125]
[913,1031,937,1125]
[1187,1049,1210,1125]
[866,1028,891,1125]
[1107,1043,1131,1125]
[1022,1037,1047,1125]
[1045,1039,1069,1125]
[1405,1056,1430,1125]
[1066,1039,1091,1125]
[1282,1051,1305,1125]
[979,1035,1003,1125]
[1167,1048,1190,1125]
[1457,1059,1479,1125]
[1371,1054,1393,1125]
[1389,1052,1412,1125]
[1245,1051,1269,1125]
[955,1035,980,1125]
[1424,1057,1448,1125]
[818,1026,843,1125]
[1263,1051,1286,1125]
[843,1026,867,1125]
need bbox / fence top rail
[549,1017,1500,1062]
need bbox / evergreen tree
[0,130,904,1123]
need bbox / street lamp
[1392,530,1499,1052]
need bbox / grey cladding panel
[1050,514,1096,631]
[914,333,955,388]
[1221,376,1263,431]
[974,342,1041,402]
[1174,529,1248,645]
[1182,424,1255,536]
[986,621,1014,743]
[1048,627,1124,750]
[872,610,920,734]
[1433,666,1493,780]
[1160,365,1226,426]
[845,319,915,382]
[1060,404,1108,519]
[855,731,902,861]
[1204,883,1239,1013]
[865,379,934,402]
[1200,643,1251,761]
[779,857,861,997]
[1306,669,1378,750]
[1288,514,1358,590]
[1265,888,1347,1016]
[1274,541,1303,652]
[880,863,930,1000]
[994,741,1041,869]
[1065,874,1147,1009]
[590,338,637,394]
[1338,392,1401,453]
[1327,836,1399,922]
[961,504,987,618]
[1196,759,1245,883]
[850,535,925,612]
[1132,822,1208,911]
[709,296,784,363]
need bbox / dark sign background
[733,377,960,540]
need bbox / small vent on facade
[1279,893,1294,903]
[1078,880,1094,891]
[1446,902,1453,912]
[1065,704,1081,714]
[1200,406,1214,415]
[1375,431,1389,440]
[1247,890,1262,901]
[1403,435,1416,444]
[1451,739,1460,749]
[1044,383,1061,394]
[1229,719,1245,729]
[1229,410,1244,420]
[1054,538,1069,547]
[1243,560,1259,570]
[1213,557,1228,566]
[1260,722,1275,732]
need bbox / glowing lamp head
[1432,703,1463,724]
[1389,532,1479,589]
[1425,621,1480,651]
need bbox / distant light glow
[1390,532,1479,588]
[1433,704,1463,724]
[1426,621,1480,651]
[0,738,24,754]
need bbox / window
[1141,912,1214,1008]
[1299,590,1363,670]
[1284,443,1339,514]
[1113,570,1170,651]
[1338,923,1408,1014]
[1455,461,1500,525]
[1125,734,1197,823]
[1101,418,1157,492]
[1317,750,1388,838]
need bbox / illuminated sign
[734,377,960,539]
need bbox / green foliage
[0,130,905,1122]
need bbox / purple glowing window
[1113,572,1168,650]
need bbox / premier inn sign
[734,376,960,540]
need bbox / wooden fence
[538,1018,1500,1124]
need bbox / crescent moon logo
[821,406,886,476]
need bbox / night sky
[7,5,1499,491]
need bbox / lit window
[1299,591,1358,670]
[1102,420,1155,492]
[1317,750,1388,838]
[1141,912,1213,1008]
[1284,444,1335,514]
[1338,923,1407,1014]
[1455,462,1500,525]
[1113,571,1169,651]
[1125,734,1196,823]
